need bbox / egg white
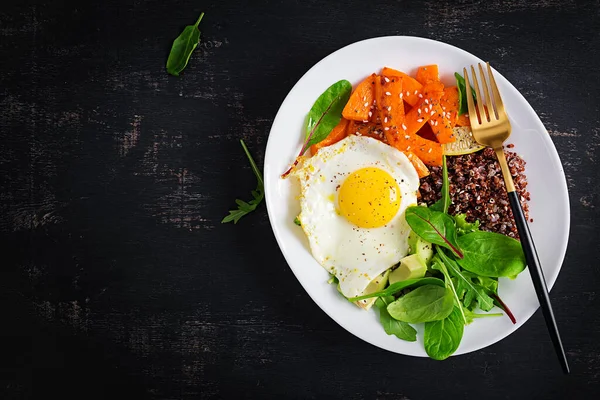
[292,135,420,298]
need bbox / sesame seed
[431,111,436,116]
[428,148,432,153]
[399,92,403,99]
[384,117,388,123]
[414,90,418,95]
[418,108,422,114]
[368,111,372,117]
[364,102,369,107]
[384,127,389,131]
[434,120,438,126]
[425,99,429,104]
[424,107,429,113]
[384,77,390,82]
[405,135,410,139]
[363,96,367,101]
[417,118,423,123]
[388,106,391,111]
[402,123,407,130]
[418,94,423,98]
[406,91,410,96]
[355,131,360,135]
[363,120,369,123]
[407,146,411,150]
[385,91,391,96]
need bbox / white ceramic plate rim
[264,36,570,357]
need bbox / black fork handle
[507,191,570,374]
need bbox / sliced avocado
[408,230,419,254]
[415,238,434,265]
[407,230,434,265]
[354,269,390,310]
[389,254,427,284]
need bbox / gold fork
[464,63,569,374]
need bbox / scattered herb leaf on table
[222,140,264,223]
[166,12,205,76]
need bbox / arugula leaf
[166,13,205,76]
[282,80,352,177]
[346,277,445,302]
[375,296,417,342]
[387,285,454,324]
[431,256,467,324]
[222,140,264,224]
[437,247,495,312]
[453,213,480,236]
[424,306,464,360]
[405,206,463,258]
[464,308,503,325]
[430,155,450,213]
[456,231,526,277]
[455,71,477,115]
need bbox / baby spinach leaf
[455,72,477,115]
[282,80,352,177]
[405,206,463,258]
[424,306,464,360]
[437,248,495,312]
[431,256,466,324]
[375,296,417,342]
[166,13,205,76]
[222,140,264,223]
[456,231,526,277]
[346,277,445,302]
[430,156,450,213]
[387,285,454,323]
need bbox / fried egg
[293,135,420,299]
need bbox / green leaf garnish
[222,140,264,224]
[166,13,205,76]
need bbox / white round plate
[264,36,569,357]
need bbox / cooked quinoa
[419,147,530,239]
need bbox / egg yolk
[338,167,401,228]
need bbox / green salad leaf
[455,71,477,115]
[453,213,480,236]
[346,277,445,302]
[456,231,526,277]
[431,256,467,324]
[282,80,352,177]
[375,296,417,342]
[424,306,464,360]
[429,155,450,213]
[437,247,495,312]
[405,206,463,258]
[387,285,454,324]
[166,13,205,76]
[304,80,352,150]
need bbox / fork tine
[486,62,506,118]
[463,67,478,126]
[470,65,487,122]
[478,63,496,120]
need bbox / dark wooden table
[1,1,598,398]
